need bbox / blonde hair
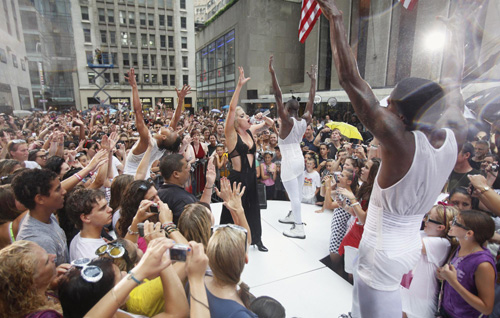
[178,203,212,250]
[233,106,244,130]
[0,240,61,316]
[207,226,252,308]
[432,204,460,250]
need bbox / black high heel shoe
[255,241,268,252]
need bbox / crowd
[0,2,499,318]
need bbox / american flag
[298,0,322,43]
[399,0,418,10]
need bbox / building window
[108,9,114,23]
[183,75,188,85]
[181,17,186,29]
[83,29,91,42]
[88,72,96,83]
[180,0,186,9]
[168,36,174,49]
[104,73,111,83]
[132,53,138,66]
[152,74,157,83]
[98,8,105,22]
[162,74,167,84]
[161,55,167,67]
[119,11,126,24]
[148,13,154,27]
[149,34,155,47]
[170,74,175,86]
[141,34,147,47]
[182,56,188,68]
[109,31,116,44]
[123,53,129,66]
[143,54,148,66]
[144,74,149,83]
[159,15,165,27]
[81,6,89,20]
[181,37,187,49]
[138,0,145,5]
[147,0,155,7]
[140,13,146,26]
[151,55,156,67]
[113,73,119,84]
[100,30,107,43]
[128,12,135,25]
[121,32,129,46]
[160,35,166,48]
[169,55,175,68]
[127,33,135,46]
[167,15,173,27]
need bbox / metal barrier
[189,158,225,203]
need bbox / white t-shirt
[302,170,321,200]
[400,232,451,318]
[69,232,107,262]
[24,161,41,169]
[110,155,123,178]
[123,138,165,179]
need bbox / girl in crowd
[447,186,474,211]
[191,129,208,193]
[260,151,277,200]
[45,156,71,180]
[110,174,135,230]
[438,210,496,317]
[316,143,330,174]
[0,240,68,317]
[0,158,21,178]
[401,204,459,318]
[0,185,27,249]
[220,67,273,252]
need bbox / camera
[169,244,189,262]
[492,164,499,172]
[150,203,159,214]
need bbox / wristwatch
[479,186,491,194]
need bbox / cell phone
[137,223,145,237]
[492,164,499,172]
[150,203,159,214]
[169,244,189,262]
[333,171,340,183]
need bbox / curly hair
[117,180,155,237]
[11,169,58,210]
[178,203,212,250]
[66,188,106,230]
[0,240,61,317]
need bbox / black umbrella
[465,86,500,123]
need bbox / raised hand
[268,55,275,73]
[87,149,108,171]
[125,68,137,88]
[205,156,216,186]
[175,84,192,102]
[143,220,165,244]
[186,241,208,280]
[307,64,318,81]
[237,66,250,87]
[316,0,343,20]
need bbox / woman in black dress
[220,67,273,252]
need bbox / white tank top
[278,117,307,182]
[362,128,457,256]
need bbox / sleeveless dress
[192,143,206,193]
[220,130,262,245]
[278,117,307,182]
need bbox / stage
[210,200,353,317]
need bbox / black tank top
[228,129,256,172]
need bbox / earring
[464,236,468,241]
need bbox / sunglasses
[11,139,26,144]
[95,243,126,258]
[451,216,470,231]
[70,258,103,283]
[37,154,48,159]
[423,213,442,225]
[75,152,86,159]
[212,224,248,252]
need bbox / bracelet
[127,271,143,285]
[162,222,175,228]
[127,225,139,236]
[349,198,358,203]
[350,202,361,207]
[74,173,83,181]
[190,294,210,310]
[205,184,215,189]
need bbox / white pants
[283,172,304,224]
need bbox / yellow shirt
[126,277,165,317]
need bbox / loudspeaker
[247,89,258,100]
[257,183,267,209]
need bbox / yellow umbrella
[325,121,363,140]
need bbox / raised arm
[125,68,150,155]
[268,55,286,121]
[171,85,191,130]
[302,64,318,124]
[225,67,250,144]
[316,0,406,149]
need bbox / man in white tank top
[317,1,467,316]
[269,55,317,239]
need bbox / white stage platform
[210,200,353,318]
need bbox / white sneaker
[283,223,306,239]
[278,210,295,224]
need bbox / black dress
[220,129,262,245]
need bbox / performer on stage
[269,55,317,239]
[220,67,274,252]
[316,0,467,316]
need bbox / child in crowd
[302,158,321,204]
[260,151,276,200]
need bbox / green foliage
[203,0,239,28]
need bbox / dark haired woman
[220,66,273,252]
[438,210,496,317]
[0,185,27,248]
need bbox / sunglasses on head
[212,224,248,252]
[70,258,103,283]
[11,139,26,144]
[96,243,126,258]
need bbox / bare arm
[225,67,250,149]
[268,55,286,121]
[170,85,191,130]
[125,68,150,155]
[134,136,154,180]
[302,65,318,124]
[199,157,216,205]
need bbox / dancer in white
[269,55,317,239]
[316,0,467,316]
